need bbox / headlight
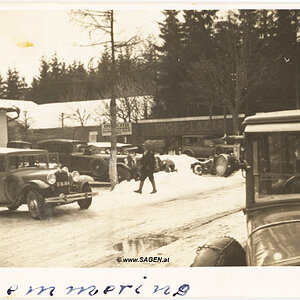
[47,172,56,185]
[62,166,69,173]
[215,155,228,176]
[71,171,80,182]
[124,158,128,164]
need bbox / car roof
[88,142,132,148]
[0,148,48,155]
[37,139,85,144]
[244,109,300,125]
[7,140,32,145]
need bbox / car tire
[89,158,108,178]
[190,236,246,266]
[192,162,203,175]
[78,183,92,209]
[117,166,132,182]
[26,189,46,220]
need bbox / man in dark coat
[134,141,157,194]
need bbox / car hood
[247,205,300,266]
[9,167,56,182]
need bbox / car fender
[116,163,131,172]
[25,180,50,190]
[77,175,94,189]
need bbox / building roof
[244,109,300,125]
[2,96,151,129]
[0,147,47,155]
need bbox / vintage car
[213,134,244,157]
[191,109,300,266]
[37,139,137,182]
[0,148,96,219]
[182,134,219,158]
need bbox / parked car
[191,109,300,266]
[37,139,137,182]
[212,134,244,158]
[0,148,96,219]
[7,140,32,149]
[182,134,219,158]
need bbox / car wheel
[117,166,132,182]
[89,158,108,178]
[192,162,203,175]
[191,236,246,266]
[78,183,92,209]
[26,189,46,220]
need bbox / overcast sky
[1,2,297,85]
[0,7,164,84]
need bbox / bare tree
[70,108,93,127]
[22,110,33,129]
[71,10,139,189]
[59,112,71,128]
[21,110,33,139]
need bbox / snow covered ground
[0,154,247,267]
[97,154,245,210]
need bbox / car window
[35,155,49,167]
[254,132,300,202]
[8,155,48,169]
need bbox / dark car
[0,148,96,219]
[212,134,244,157]
[37,139,136,182]
[191,109,300,266]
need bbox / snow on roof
[2,96,151,129]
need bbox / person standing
[134,141,157,194]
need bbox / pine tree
[182,10,218,117]
[3,68,27,99]
[153,10,186,118]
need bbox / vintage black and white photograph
[0,3,299,269]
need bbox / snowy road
[0,155,247,268]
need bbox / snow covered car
[192,110,300,266]
[37,139,137,182]
[0,148,96,219]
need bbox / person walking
[134,141,157,194]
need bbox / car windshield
[254,132,300,202]
[8,154,49,170]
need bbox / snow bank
[94,154,245,211]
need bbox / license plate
[56,181,69,187]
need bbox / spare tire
[192,162,203,175]
[89,158,108,178]
[4,175,23,205]
[191,236,246,266]
[215,154,239,177]
[162,159,176,172]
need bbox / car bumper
[45,191,98,204]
